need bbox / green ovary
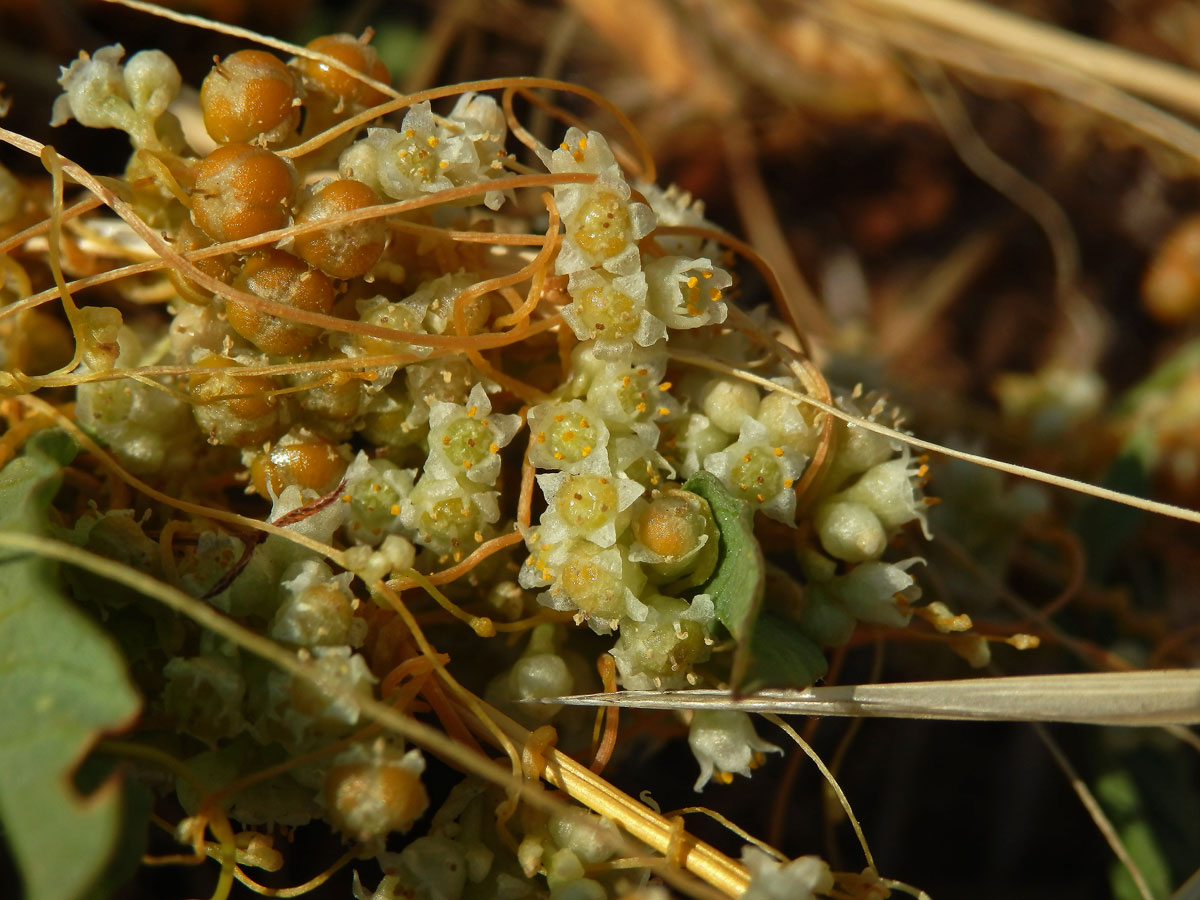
[575,283,638,338]
[544,415,600,465]
[441,417,493,470]
[730,447,783,505]
[554,474,619,531]
[418,497,479,541]
[557,544,623,619]
[571,190,631,259]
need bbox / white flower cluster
[51,44,183,151]
[541,128,733,358]
[401,383,521,562]
[339,94,511,210]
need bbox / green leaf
[0,430,142,900]
[683,471,765,689]
[1096,766,1172,900]
[738,611,828,693]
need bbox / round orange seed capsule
[167,220,235,306]
[249,435,348,497]
[292,179,387,279]
[227,249,336,356]
[191,144,296,243]
[1143,215,1200,325]
[298,33,391,108]
[200,49,300,146]
[324,757,428,841]
[188,356,283,447]
[633,493,707,560]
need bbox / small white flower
[633,180,722,257]
[578,346,679,447]
[526,399,610,471]
[270,559,361,648]
[740,846,834,900]
[840,449,931,537]
[521,538,648,633]
[540,128,656,277]
[400,474,499,562]
[339,100,507,208]
[644,255,731,330]
[52,44,181,149]
[561,267,666,357]
[610,594,714,689]
[703,417,806,524]
[687,710,781,791]
[534,453,644,549]
[341,452,417,547]
[444,92,510,209]
[332,294,433,374]
[425,383,521,486]
[836,557,923,627]
[414,270,485,335]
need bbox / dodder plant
[2,5,1192,900]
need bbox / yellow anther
[427,135,439,148]
[773,447,784,457]
[439,160,449,169]
[635,402,647,412]
[390,503,401,515]
[536,433,546,443]
[554,413,566,422]
[710,288,722,302]
[562,430,575,441]
[579,136,588,150]
[553,451,564,460]
[581,446,592,456]
[467,405,478,417]
[687,276,699,289]
[657,407,670,416]
[489,442,500,454]
[340,494,352,503]
[442,435,451,445]
[463,460,473,469]
[743,453,752,462]
[783,478,794,488]
[658,381,672,391]
[702,270,713,279]
[405,129,416,138]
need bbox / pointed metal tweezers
[535,670,1200,727]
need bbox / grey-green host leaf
[0,430,142,900]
